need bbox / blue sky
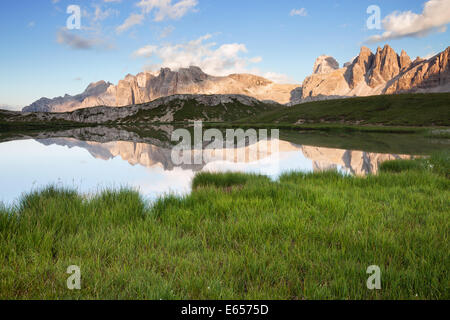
[0,0,449,109]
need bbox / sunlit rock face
[21,46,449,112]
[23,81,116,113]
[23,66,299,112]
[20,94,276,124]
[384,47,450,94]
[313,55,340,75]
[292,45,450,104]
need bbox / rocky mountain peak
[297,45,450,102]
[348,47,374,89]
[228,73,273,86]
[369,44,401,87]
[84,81,112,96]
[22,45,450,113]
[359,46,373,57]
[400,49,412,70]
[313,55,340,74]
[23,66,298,112]
[177,66,209,82]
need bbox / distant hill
[244,93,450,127]
[4,93,450,128]
[9,94,283,125]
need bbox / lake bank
[2,93,449,135]
[0,152,448,299]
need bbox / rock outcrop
[24,81,116,113]
[294,45,450,103]
[23,66,298,112]
[21,45,450,111]
[313,55,340,74]
[19,94,279,124]
[384,47,450,94]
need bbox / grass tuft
[380,150,449,177]
[192,172,270,190]
[0,155,448,300]
[379,159,426,173]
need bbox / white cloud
[133,44,159,57]
[290,8,307,17]
[367,0,450,42]
[54,4,118,50]
[159,25,175,38]
[135,34,250,76]
[94,6,119,22]
[137,0,198,22]
[248,56,263,63]
[133,34,293,83]
[56,28,113,50]
[116,0,197,34]
[116,13,145,33]
[262,72,295,84]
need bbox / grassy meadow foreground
[0,152,448,300]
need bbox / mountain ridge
[23,67,298,112]
[22,44,450,112]
[4,93,448,129]
[294,45,450,103]
[14,94,281,124]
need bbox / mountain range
[23,67,297,112]
[22,44,449,113]
[295,45,450,104]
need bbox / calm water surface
[0,128,446,206]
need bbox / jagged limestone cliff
[296,45,450,103]
[23,67,298,112]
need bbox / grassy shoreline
[0,121,92,133]
[2,117,449,142]
[241,93,450,127]
[1,93,449,136]
[0,153,448,299]
[202,122,441,134]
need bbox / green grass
[0,152,448,300]
[0,108,91,134]
[1,94,449,142]
[379,159,427,173]
[380,150,450,177]
[424,129,450,140]
[242,93,450,127]
[192,172,270,190]
[121,98,281,124]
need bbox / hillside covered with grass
[2,93,449,130]
[1,152,448,299]
[120,96,281,124]
[242,93,450,127]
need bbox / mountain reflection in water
[38,137,413,176]
[0,135,414,205]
